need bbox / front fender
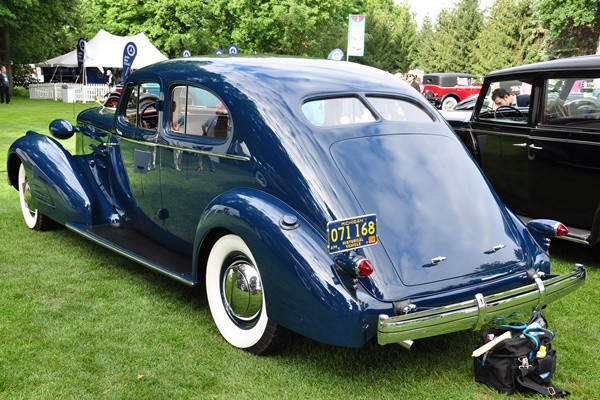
[194,188,369,348]
[7,131,93,226]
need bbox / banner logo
[77,38,86,78]
[227,44,239,54]
[327,48,344,61]
[181,48,192,58]
[122,42,138,83]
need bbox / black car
[444,55,600,257]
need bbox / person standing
[0,66,10,104]
[106,70,114,89]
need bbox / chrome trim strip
[472,128,600,148]
[117,135,250,161]
[377,266,586,346]
[65,223,195,286]
[529,135,600,148]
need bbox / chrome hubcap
[222,260,263,321]
[22,180,32,210]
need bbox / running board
[518,215,591,245]
[66,222,195,286]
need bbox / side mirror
[49,119,79,140]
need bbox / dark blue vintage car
[7,57,585,354]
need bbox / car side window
[302,97,375,126]
[543,77,600,129]
[475,79,532,124]
[122,82,160,131]
[170,85,231,140]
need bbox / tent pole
[50,66,58,82]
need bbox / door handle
[529,144,543,150]
[512,143,528,147]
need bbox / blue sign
[214,48,224,55]
[227,44,239,54]
[327,214,378,254]
[122,42,137,83]
[327,48,345,61]
[181,48,192,58]
[77,38,86,78]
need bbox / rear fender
[193,188,367,348]
[8,131,94,225]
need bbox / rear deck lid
[330,133,525,286]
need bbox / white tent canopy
[41,29,167,69]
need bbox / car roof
[133,56,416,99]
[423,73,474,78]
[487,55,600,78]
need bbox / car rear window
[302,97,375,126]
[366,96,434,122]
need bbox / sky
[403,0,496,26]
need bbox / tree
[0,0,81,76]
[537,0,600,57]
[413,0,484,74]
[472,0,546,75]
[352,0,417,72]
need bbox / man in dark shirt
[491,87,530,108]
[0,66,10,104]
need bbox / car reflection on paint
[7,57,585,354]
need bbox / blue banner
[227,44,239,54]
[77,38,86,79]
[214,48,224,55]
[181,48,192,58]
[122,42,137,83]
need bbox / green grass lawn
[0,98,598,399]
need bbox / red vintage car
[423,73,482,110]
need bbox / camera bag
[473,313,569,397]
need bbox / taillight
[556,223,569,237]
[355,259,374,277]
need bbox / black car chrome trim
[117,135,250,161]
[529,135,600,148]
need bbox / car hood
[330,133,526,291]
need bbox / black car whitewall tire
[206,234,283,354]
[18,163,53,231]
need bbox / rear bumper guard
[378,265,586,346]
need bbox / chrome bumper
[378,265,586,347]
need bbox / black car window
[302,97,375,126]
[543,77,600,128]
[475,79,532,124]
[122,82,160,131]
[170,85,231,140]
[366,96,434,122]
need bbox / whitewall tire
[18,163,54,231]
[206,234,284,354]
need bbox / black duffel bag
[473,313,569,397]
